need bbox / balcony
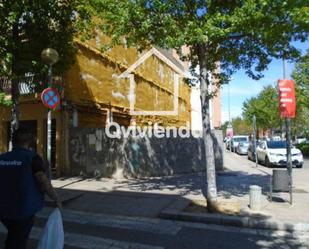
[0,75,46,95]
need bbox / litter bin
[250,185,262,210]
[272,170,289,192]
[269,169,290,203]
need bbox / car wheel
[265,156,271,167]
[296,164,303,168]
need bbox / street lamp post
[41,48,59,180]
[283,59,293,205]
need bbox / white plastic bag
[37,208,64,249]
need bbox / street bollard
[249,185,262,211]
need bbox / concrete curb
[159,199,309,233]
[160,209,309,232]
[45,189,84,207]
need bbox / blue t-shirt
[0,148,45,219]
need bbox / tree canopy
[95,0,308,82]
[292,50,309,137]
[0,0,93,80]
[242,78,309,138]
[0,0,94,133]
[292,50,309,109]
[242,85,281,133]
[221,117,252,137]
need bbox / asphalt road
[1,209,307,249]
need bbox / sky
[221,41,309,123]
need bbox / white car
[231,135,249,152]
[236,141,249,155]
[256,140,303,168]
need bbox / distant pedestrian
[0,128,61,249]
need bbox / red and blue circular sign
[41,88,61,109]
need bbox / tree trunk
[10,77,20,137]
[197,44,218,212]
[9,23,20,149]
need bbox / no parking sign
[41,88,61,109]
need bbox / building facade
[0,37,191,176]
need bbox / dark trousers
[1,216,34,249]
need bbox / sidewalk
[49,151,309,232]
[161,151,309,232]
[220,151,309,225]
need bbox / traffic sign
[226,123,233,138]
[41,88,61,109]
[278,79,296,118]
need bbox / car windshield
[234,137,247,142]
[267,141,287,149]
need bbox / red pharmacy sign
[277,79,296,118]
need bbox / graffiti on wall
[69,128,224,178]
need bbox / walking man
[0,128,61,249]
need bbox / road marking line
[37,207,181,236]
[0,224,163,249]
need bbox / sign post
[253,115,258,167]
[41,48,59,181]
[278,79,296,205]
[41,87,60,180]
[226,123,233,152]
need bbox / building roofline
[119,47,185,78]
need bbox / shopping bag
[37,208,64,249]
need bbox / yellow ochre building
[0,36,192,175]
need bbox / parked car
[247,141,259,161]
[256,140,303,168]
[295,137,308,144]
[231,135,249,152]
[236,141,249,155]
[271,136,281,141]
[225,138,231,150]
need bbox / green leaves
[292,50,309,108]
[242,85,281,132]
[0,92,12,107]
[222,117,252,136]
[291,51,309,136]
[94,0,308,82]
[242,76,309,138]
[0,0,88,80]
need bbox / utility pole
[228,81,231,125]
[228,81,232,152]
[253,115,258,167]
[283,59,293,205]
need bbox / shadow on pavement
[217,171,271,198]
[0,183,305,249]
[47,186,306,249]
